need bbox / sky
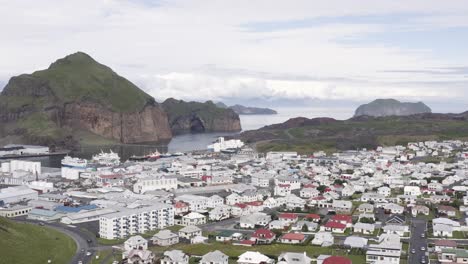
[1,0,468,116]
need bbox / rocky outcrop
[354,99,431,117]
[162,98,241,134]
[229,104,277,115]
[62,102,172,143]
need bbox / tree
[317,185,327,193]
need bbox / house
[181,212,206,226]
[284,194,306,210]
[411,205,430,217]
[278,213,299,224]
[382,224,409,236]
[353,223,375,235]
[329,214,353,227]
[161,250,189,264]
[366,234,401,264]
[377,186,391,197]
[403,186,421,196]
[438,205,457,217]
[431,195,451,204]
[434,240,458,253]
[383,203,404,214]
[275,184,291,196]
[344,236,368,249]
[279,233,306,244]
[174,201,190,216]
[291,221,318,232]
[250,228,276,244]
[191,235,208,244]
[240,213,271,229]
[277,252,312,264]
[311,231,334,247]
[152,230,179,246]
[269,220,288,230]
[332,200,352,213]
[200,250,229,264]
[322,256,352,264]
[321,221,346,233]
[209,205,231,221]
[433,223,454,237]
[216,230,236,242]
[238,251,274,264]
[178,225,202,239]
[386,214,406,225]
[438,248,468,263]
[124,235,148,252]
[305,214,321,223]
[263,197,278,208]
[126,249,155,264]
[358,203,374,214]
[300,188,320,198]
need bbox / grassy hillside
[1,52,153,113]
[162,99,230,124]
[241,115,468,154]
[0,217,76,263]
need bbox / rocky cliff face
[0,52,172,147]
[354,99,431,117]
[162,98,242,134]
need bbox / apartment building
[133,175,178,193]
[99,203,174,240]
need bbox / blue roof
[55,204,98,213]
[30,208,59,217]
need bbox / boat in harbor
[92,150,120,166]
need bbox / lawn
[150,242,365,262]
[0,217,76,263]
[91,249,122,264]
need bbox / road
[16,218,111,264]
[409,218,428,264]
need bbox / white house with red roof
[250,228,276,244]
[278,213,299,224]
[320,221,347,233]
[330,214,353,228]
[279,233,306,244]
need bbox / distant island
[216,102,277,115]
[239,98,467,154]
[354,98,431,117]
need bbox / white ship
[92,150,120,166]
[61,155,88,168]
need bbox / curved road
[16,218,110,264]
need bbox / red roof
[281,233,305,241]
[331,214,352,223]
[99,174,122,179]
[245,201,263,206]
[303,183,317,188]
[434,240,457,247]
[252,229,275,239]
[324,221,346,229]
[174,201,188,208]
[235,203,248,209]
[278,184,291,188]
[323,256,352,264]
[279,213,298,219]
[239,240,255,245]
[306,214,320,219]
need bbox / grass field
[0,217,76,263]
[150,242,366,263]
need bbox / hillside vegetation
[240,113,468,154]
[0,217,76,263]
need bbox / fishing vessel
[92,150,120,166]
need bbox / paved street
[409,218,428,264]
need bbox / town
[2,139,468,264]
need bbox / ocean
[31,106,354,167]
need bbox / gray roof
[201,250,228,263]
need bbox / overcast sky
[1,0,468,114]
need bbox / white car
[420,246,426,251]
[86,251,92,256]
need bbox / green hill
[0,52,172,147]
[0,217,76,263]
